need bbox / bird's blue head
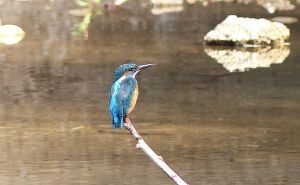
[112,63,154,82]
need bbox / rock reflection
[0,24,25,45]
[204,46,290,72]
[271,16,298,24]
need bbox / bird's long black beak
[138,64,155,70]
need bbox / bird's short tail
[112,116,123,129]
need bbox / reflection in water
[69,8,89,17]
[151,0,184,15]
[0,24,25,45]
[114,0,128,6]
[71,0,100,37]
[190,0,296,13]
[256,0,295,13]
[271,16,298,24]
[204,46,290,72]
[151,4,183,15]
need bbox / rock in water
[204,15,290,46]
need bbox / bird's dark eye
[128,68,134,71]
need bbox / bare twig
[124,118,189,185]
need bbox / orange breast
[128,84,139,114]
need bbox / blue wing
[109,77,137,129]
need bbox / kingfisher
[109,63,154,129]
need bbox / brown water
[0,0,300,184]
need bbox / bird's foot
[124,122,129,128]
[124,117,132,128]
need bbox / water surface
[0,0,300,184]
